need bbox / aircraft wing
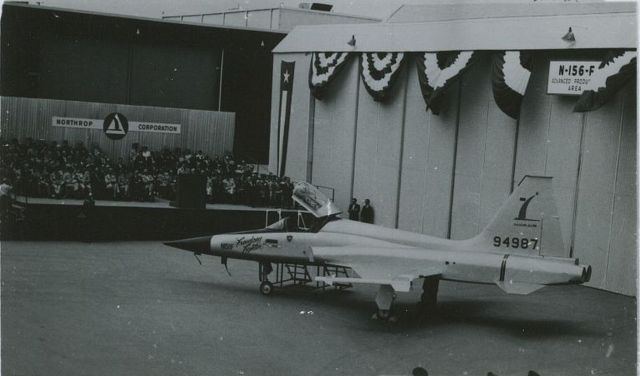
[310,246,443,292]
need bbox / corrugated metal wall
[1,97,235,160]
[270,51,637,296]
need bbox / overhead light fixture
[347,35,356,47]
[561,27,575,43]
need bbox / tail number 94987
[493,236,538,250]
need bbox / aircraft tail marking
[472,176,564,256]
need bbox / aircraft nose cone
[164,235,212,254]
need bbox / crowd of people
[0,138,295,208]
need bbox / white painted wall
[398,67,458,238]
[270,50,637,295]
[450,55,517,241]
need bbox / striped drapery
[415,51,480,114]
[0,97,236,160]
[309,52,353,100]
[360,52,405,102]
[492,51,533,119]
[574,50,637,112]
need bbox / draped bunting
[492,51,533,119]
[360,52,405,101]
[574,50,637,112]
[309,52,352,100]
[415,51,479,114]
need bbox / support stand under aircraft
[165,176,591,320]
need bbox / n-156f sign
[547,61,599,95]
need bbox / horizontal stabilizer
[496,280,545,295]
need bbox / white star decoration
[283,70,290,83]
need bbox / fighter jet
[165,176,591,320]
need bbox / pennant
[360,52,405,101]
[492,51,533,119]
[574,50,636,112]
[277,61,295,177]
[416,51,479,115]
[309,52,352,100]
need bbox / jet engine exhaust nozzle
[582,265,592,283]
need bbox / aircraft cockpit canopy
[292,182,342,218]
[264,216,308,232]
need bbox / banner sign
[547,61,600,95]
[52,116,181,135]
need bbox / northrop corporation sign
[52,116,181,135]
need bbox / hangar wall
[1,97,235,160]
[1,3,284,163]
[270,51,637,296]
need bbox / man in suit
[360,198,374,224]
[348,198,360,221]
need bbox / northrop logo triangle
[103,112,129,140]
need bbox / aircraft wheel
[376,309,391,320]
[259,281,274,296]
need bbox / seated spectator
[117,172,129,199]
[104,169,118,200]
[51,170,64,198]
[0,178,14,214]
[140,169,155,201]
[223,176,236,203]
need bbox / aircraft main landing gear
[420,277,439,311]
[376,309,391,320]
[374,285,397,321]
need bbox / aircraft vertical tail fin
[472,176,564,256]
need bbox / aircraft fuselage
[208,218,590,291]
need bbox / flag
[277,61,295,177]
[574,50,636,112]
[492,51,533,119]
[416,51,479,115]
[309,52,352,100]
[360,52,405,101]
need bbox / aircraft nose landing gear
[259,280,274,296]
[258,262,274,296]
